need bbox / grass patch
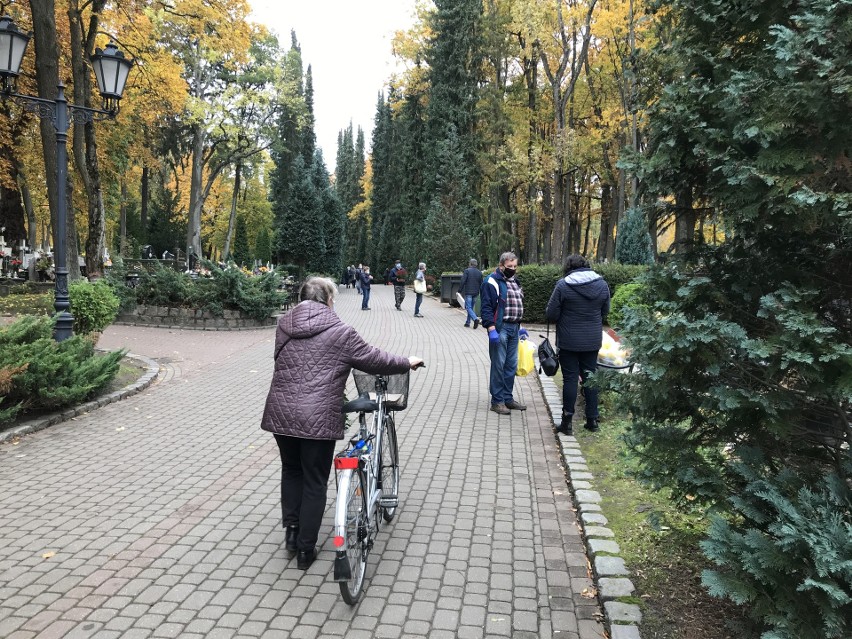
[567,390,752,639]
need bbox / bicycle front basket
[352,370,410,411]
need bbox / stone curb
[0,351,160,444]
[536,368,643,638]
[111,320,278,332]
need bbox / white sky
[247,0,420,169]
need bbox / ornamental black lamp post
[0,15,132,341]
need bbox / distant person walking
[389,260,408,311]
[260,277,423,570]
[460,258,483,329]
[545,254,611,435]
[413,262,427,318]
[480,252,526,416]
[359,266,373,310]
[354,264,363,294]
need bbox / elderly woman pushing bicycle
[260,277,424,570]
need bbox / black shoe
[555,415,573,435]
[464,324,470,328]
[505,400,527,411]
[473,318,480,330]
[285,525,299,554]
[297,547,318,570]
[584,418,599,432]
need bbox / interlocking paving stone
[0,286,604,637]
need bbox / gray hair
[499,252,517,266]
[418,262,426,270]
[299,277,337,306]
[469,258,478,267]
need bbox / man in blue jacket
[480,252,526,416]
[459,258,483,328]
[545,254,611,435]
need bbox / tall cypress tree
[276,155,324,274]
[422,0,484,271]
[232,215,250,266]
[254,226,272,264]
[369,94,395,269]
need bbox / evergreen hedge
[512,262,647,324]
[0,316,124,425]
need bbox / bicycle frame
[332,376,389,581]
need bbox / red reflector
[333,535,345,548]
[334,456,359,470]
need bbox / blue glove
[488,329,500,344]
[518,328,529,339]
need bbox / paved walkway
[0,285,605,639]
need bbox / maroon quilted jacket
[260,300,410,440]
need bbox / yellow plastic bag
[516,337,536,377]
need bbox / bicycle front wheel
[380,414,400,522]
[337,469,368,604]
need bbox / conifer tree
[421,0,484,270]
[232,215,250,266]
[614,208,653,265]
[254,227,272,264]
[423,127,477,278]
[618,2,851,636]
[275,155,324,273]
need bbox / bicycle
[332,368,418,604]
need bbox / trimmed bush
[514,264,562,324]
[0,316,124,424]
[595,262,648,296]
[69,281,120,334]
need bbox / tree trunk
[523,39,539,264]
[15,159,37,250]
[223,162,242,259]
[673,187,696,254]
[541,181,553,263]
[27,0,60,253]
[140,165,149,232]
[186,124,205,260]
[598,183,613,260]
[69,0,107,278]
[119,178,128,256]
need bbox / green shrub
[0,316,124,424]
[69,281,120,334]
[595,262,648,297]
[238,271,285,320]
[608,281,650,330]
[515,264,562,323]
[132,265,190,307]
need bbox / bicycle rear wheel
[380,414,400,522]
[338,469,368,604]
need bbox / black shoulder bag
[538,322,560,376]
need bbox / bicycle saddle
[342,394,379,414]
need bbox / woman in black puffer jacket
[545,255,611,436]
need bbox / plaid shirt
[503,277,524,323]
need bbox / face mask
[503,267,516,278]
[396,263,401,269]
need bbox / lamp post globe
[90,42,132,112]
[0,15,30,89]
